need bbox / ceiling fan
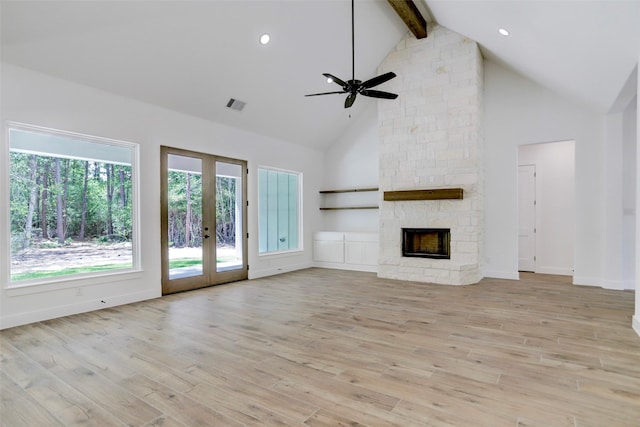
[305,0,398,109]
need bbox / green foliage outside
[167,170,203,248]
[10,263,133,281]
[215,176,237,246]
[167,170,237,248]
[168,256,235,269]
[10,151,133,252]
[10,149,239,281]
[11,256,236,281]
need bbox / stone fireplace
[377,24,484,285]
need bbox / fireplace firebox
[402,228,450,259]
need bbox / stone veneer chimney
[378,25,484,285]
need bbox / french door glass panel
[215,161,243,272]
[167,154,204,280]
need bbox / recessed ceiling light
[326,77,333,84]
[259,33,270,45]
[498,28,510,36]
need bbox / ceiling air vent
[226,98,246,111]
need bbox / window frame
[3,122,142,291]
[257,165,303,256]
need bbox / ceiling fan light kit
[305,0,398,109]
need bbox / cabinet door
[345,233,378,266]
[313,232,345,263]
[313,241,344,263]
[345,242,364,265]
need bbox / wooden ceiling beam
[387,0,427,39]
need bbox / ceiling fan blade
[323,73,348,89]
[361,72,397,89]
[361,89,398,100]
[344,93,357,108]
[305,91,346,97]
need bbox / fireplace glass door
[402,228,451,259]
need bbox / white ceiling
[426,0,640,114]
[2,1,639,150]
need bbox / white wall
[320,102,379,232]
[484,60,607,285]
[0,63,324,329]
[622,98,637,290]
[604,112,624,289]
[635,53,640,336]
[518,141,575,276]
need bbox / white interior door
[518,164,536,272]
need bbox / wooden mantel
[383,188,463,201]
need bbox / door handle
[204,234,210,239]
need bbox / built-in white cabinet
[313,232,345,264]
[313,231,378,272]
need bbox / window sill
[5,269,144,297]
[258,248,304,258]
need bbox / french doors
[161,146,247,294]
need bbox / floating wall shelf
[320,206,378,211]
[319,187,379,194]
[319,187,379,210]
[383,188,463,201]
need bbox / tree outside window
[7,124,139,283]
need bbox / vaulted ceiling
[2,1,639,150]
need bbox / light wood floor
[1,269,639,427]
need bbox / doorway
[160,146,248,294]
[517,141,575,276]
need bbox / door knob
[204,234,210,239]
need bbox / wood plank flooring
[1,269,639,426]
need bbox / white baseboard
[313,262,377,273]
[536,266,573,276]
[601,279,636,291]
[573,276,636,291]
[484,270,520,280]
[572,276,601,287]
[622,280,635,291]
[248,262,313,280]
[0,289,160,330]
[633,315,640,337]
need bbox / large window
[258,167,301,254]
[6,123,139,284]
